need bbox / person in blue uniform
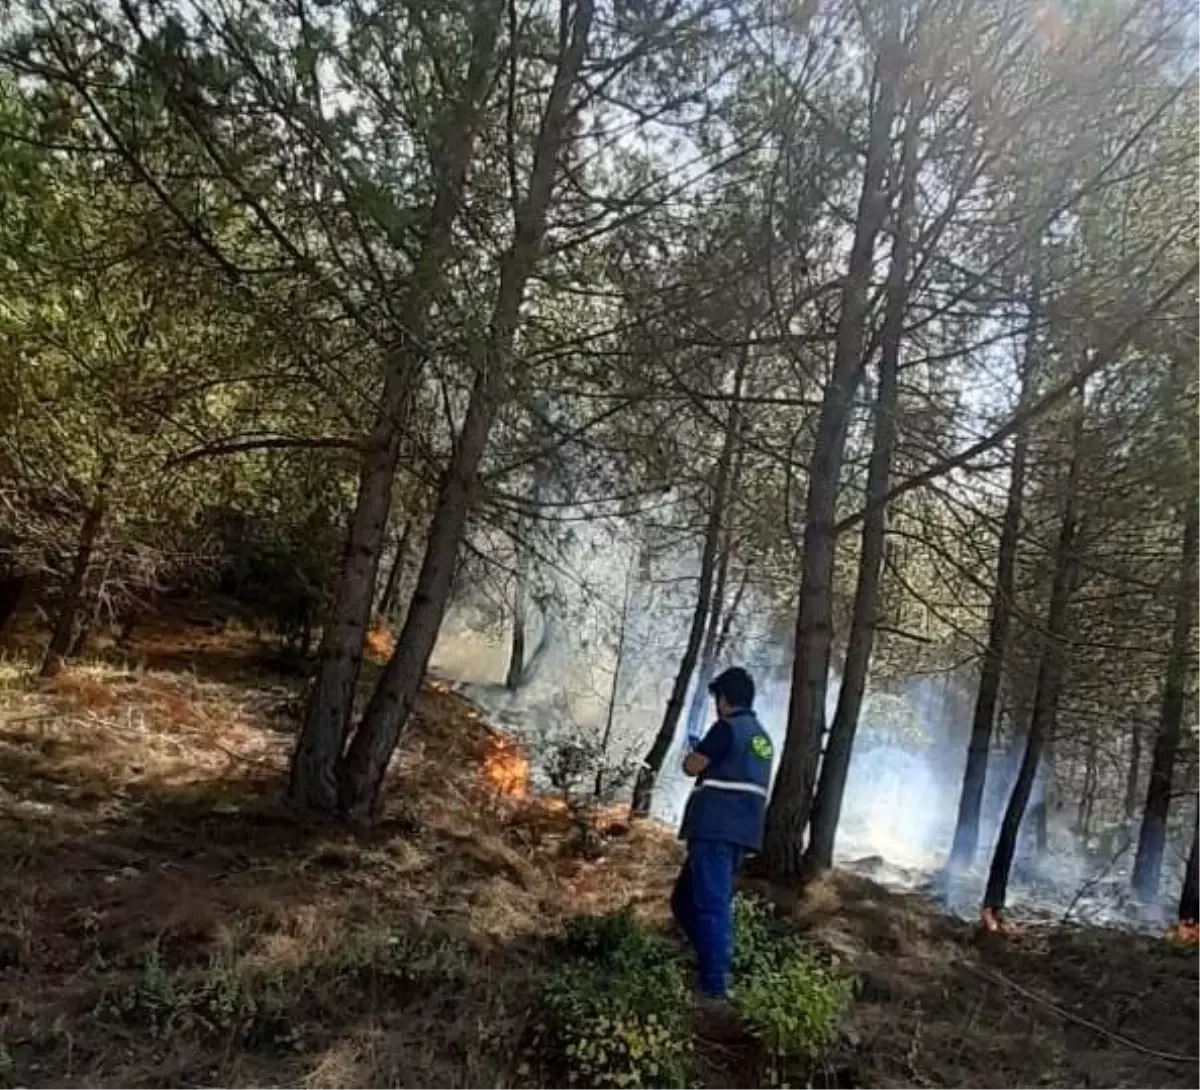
[671,666,774,999]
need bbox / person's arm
[683,720,732,778]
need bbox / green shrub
[733,891,781,977]
[97,927,469,1046]
[730,896,853,1082]
[95,947,290,1044]
[317,926,468,1010]
[535,909,690,1088]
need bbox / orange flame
[364,618,396,663]
[482,734,529,798]
[1172,920,1199,945]
[980,907,1005,934]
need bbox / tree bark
[287,0,503,814]
[947,261,1040,872]
[595,569,634,801]
[803,84,921,875]
[337,0,596,822]
[505,544,528,691]
[760,34,904,879]
[378,518,413,622]
[1123,719,1141,825]
[40,465,113,678]
[1077,720,1097,840]
[1179,806,1198,923]
[983,407,1083,915]
[0,573,24,633]
[506,465,545,690]
[1132,489,1199,899]
[630,348,745,816]
[682,547,744,746]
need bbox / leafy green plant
[97,926,470,1050]
[326,926,469,1001]
[730,896,854,1083]
[732,891,781,977]
[95,946,290,1044]
[535,909,690,1088]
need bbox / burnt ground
[0,623,1197,1088]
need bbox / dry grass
[747,870,1199,1089]
[0,633,681,1088]
[0,625,1196,1089]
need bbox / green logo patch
[750,734,774,761]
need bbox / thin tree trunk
[0,574,25,633]
[761,34,904,878]
[506,465,544,690]
[40,465,113,678]
[378,518,413,621]
[983,408,1083,916]
[595,569,634,800]
[948,261,1040,872]
[506,544,528,691]
[337,0,596,822]
[803,84,922,875]
[1078,721,1097,840]
[1124,720,1141,825]
[287,0,503,814]
[683,551,746,745]
[630,349,746,816]
[1179,806,1198,923]
[1132,490,1199,899]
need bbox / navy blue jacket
[679,709,773,851]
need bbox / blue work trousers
[671,839,744,997]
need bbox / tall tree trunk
[378,518,413,622]
[40,464,113,678]
[761,34,904,878]
[1077,721,1097,840]
[1179,806,1198,923]
[683,555,748,745]
[1123,719,1141,825]
[506,464,545,690]
[595,569,634,800]
[983,408,1083,915]
[337,0,596,822]
[803,85,922,875]
[947,262,1040,872]
[630,349,746,816]
[0,573,25,633]
[287,0,503,814]
[1132,490,1199,899]
[505,544,528,692]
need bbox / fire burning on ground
[481,733,530,797]
[1171,920,1198,945]
[980,906,1011,934]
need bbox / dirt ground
[0,624,1196,1088]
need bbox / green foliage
[535,908,689,1088]
[731,896,853,1080]
[95,927,468,1047]
[95,947,290,1045]
[731,889,781,977]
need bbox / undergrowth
[93,926,470,1052]
[532,907,690,1088]
[732,895,854,1084]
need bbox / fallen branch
[962,961,1199,1066]
[1060,834,1132,925]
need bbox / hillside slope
[0,626,1196,1088]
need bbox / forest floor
[0,621,1197,1088]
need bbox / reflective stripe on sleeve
[697,778,769,798]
